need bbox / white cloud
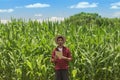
[15,6,23,8]
[25,3,50,8]
[111,2,120,9]
[0,20,10,24]
[112,12,120,17]
[70,2,97,8]
[0,9,14,13]
[34,14,42,17]
[35,17,64,22]
[48,17,64,22]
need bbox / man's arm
[61,56,72,61]
[51,55,57,62]
[51,49,58,63]
[62,48,72,61]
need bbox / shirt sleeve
[67,48,72,58]
[52,49,55,58]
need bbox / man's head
[55,35,66,46]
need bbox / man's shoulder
[52,46,70,51]
[51,48,56,52]
[63,46,70,50]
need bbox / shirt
[58,47,62,52]
[51,46,72,70]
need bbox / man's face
[57,38,64,46]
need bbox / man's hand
[61,56,72,61]
[51,55,58,62]
[54,55,58,60]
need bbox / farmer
[51,35,72,80]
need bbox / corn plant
[0,13,120,80]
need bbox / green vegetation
[0,12,120,80]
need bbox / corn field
[0,13,120,80]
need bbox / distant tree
[64,12,120,27]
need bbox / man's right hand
[54,55,58,60]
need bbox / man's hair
[55,35,66,43]
[57,36,64,41]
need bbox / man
[51,35,72,80]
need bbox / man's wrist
[62,56,68,60]
[63,56,72,61]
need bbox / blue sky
[0,0,120,22]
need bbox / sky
[0,0,120,23]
